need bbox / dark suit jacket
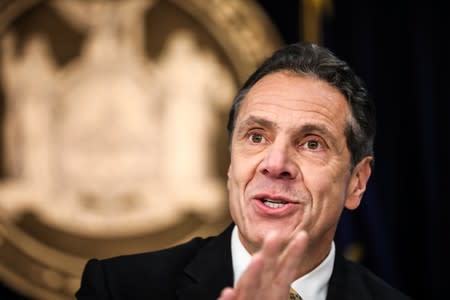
[76,225,411,300]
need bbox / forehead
[236,72,351,131]
[242,71,348,114]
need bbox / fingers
[233,252,264,299]
[218,287,236,300]
[259,231,283,287]
[276,231,309,283]
[220,230,310,300]
[220,234,282,300]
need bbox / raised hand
[218,230,309,300]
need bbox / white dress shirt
[231,225,335,300]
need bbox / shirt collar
[231,225,335,300]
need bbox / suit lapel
[176,225,234,300]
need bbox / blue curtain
[325,1,448,299]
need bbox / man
[76,42,411,300]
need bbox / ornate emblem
[0,0,282,298]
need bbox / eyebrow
[236,116,278,136]
[298,123,333,138]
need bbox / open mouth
[261,198,288,209]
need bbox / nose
[259,140,299,180]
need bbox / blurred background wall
[0,0,447,299]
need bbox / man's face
[227,71,371,254]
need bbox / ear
[344,156,373,210]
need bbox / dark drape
[261,2,448,299]
[323,1,448,299]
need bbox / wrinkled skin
[221,72,372,300]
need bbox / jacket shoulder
[329,254,412,300]
[76,236,211,299]
[102,236,210,276]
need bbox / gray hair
[226,41,376,168]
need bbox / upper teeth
[262,199,287,208]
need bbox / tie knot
[289,287,302,300]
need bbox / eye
[248,133,266,144]
[306,140,320,149]
[301,138,324,151]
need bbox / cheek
[303,165,349,208]
[227,158,256,215]
[227,163,244,206]
[229,156,254,188]
[227,163,238,192]
[302,169,349,237]
[227,171,244,226]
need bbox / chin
[249,223,287,245]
